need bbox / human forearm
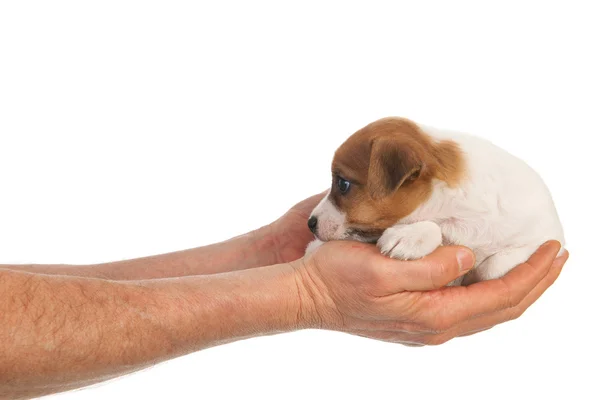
[93,225,283,279]
[0,269,179,398]
[0,225,281,280]
[0,264,300,399]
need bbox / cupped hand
[268,191,326,263]
[292,240,568,346]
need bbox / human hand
[292,240,568,346]
[267,191,326,263]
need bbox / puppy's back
[419,123,565,251]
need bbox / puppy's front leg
[377,221,442,261]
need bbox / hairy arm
[0,240,567,399]
[0,264,300,399]
[0,226,282,280]
[0,192,325,281]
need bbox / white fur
[305,238,324,256]
[409,123,565,281]
[309,191,349,241]
[307,122,565,283]
[378,221,443,260]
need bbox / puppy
[306,117,565,285]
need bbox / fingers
[360,249,568,346]
[461,251,567,333]
[434,250,568,343]
[415,241,564,332]
[464,240,562,314]
[323,240,566,347]
[374,245,475,293]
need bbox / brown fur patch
[329,117,465,234]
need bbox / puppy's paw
[305,239,324,256]
[377,221,442,260]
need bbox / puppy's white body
[409,124,564,283]
[309,123,564,284]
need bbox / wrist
[287,258,335,330]
[248,224,281,265]
[193,225,279,274]
[288,257,348,331]
[145,262,309,351]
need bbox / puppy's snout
[307,216,318,234]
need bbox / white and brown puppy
[306,117,565,285]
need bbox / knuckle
[498,280,518,310]
[428,262,448,288]
[420,290,443,311]
[513,290,528,308]
[367,267,387,288]
[500,306,522,323]
[363,270,390,297]
[415,314,436,331]
[509,306,526,321]
[416,296,461,333]
[435,318,454,333]
[424,335,450,346]
[419,316,451,335]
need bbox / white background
[1,1,598,399]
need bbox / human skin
[0,193,568,399]
[0,192,324,281]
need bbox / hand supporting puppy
[292,240,567,346]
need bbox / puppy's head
[308,117,464,242]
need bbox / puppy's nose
[307,216,318,234]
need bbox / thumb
[377,246,475,292]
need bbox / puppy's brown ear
[367,138,423,199]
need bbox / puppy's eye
[337,177,351,194]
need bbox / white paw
[377,221,442,260]
[305,239,324,256]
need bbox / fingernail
[457,249,475,272]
